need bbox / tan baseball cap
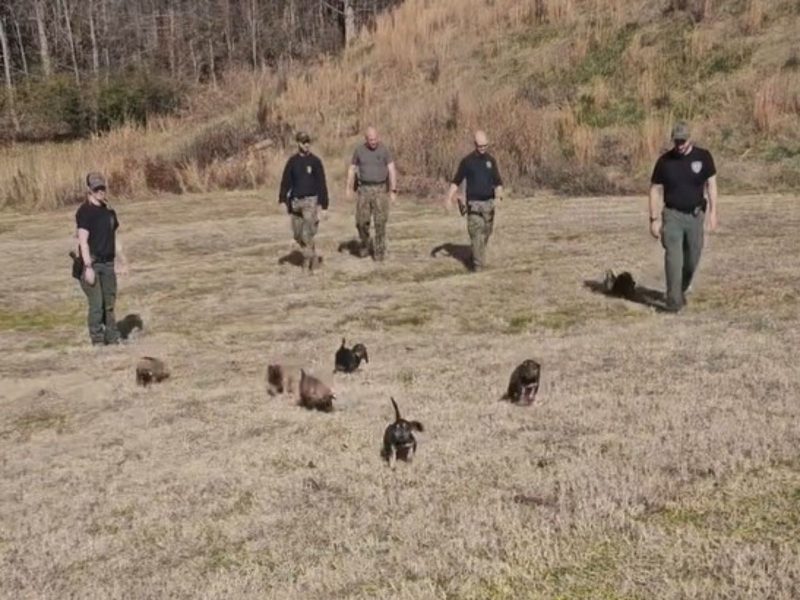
[671,121,690,141]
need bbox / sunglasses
[475,143,489,149]
[673,139,687,146]
[91,186,107,192]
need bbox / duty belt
[359,180,386,186]
[668,204,704,216]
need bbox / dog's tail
[390,397,401,422]
[340,337,347,349]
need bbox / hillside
[1,191,799,597]
[1,0,799,210]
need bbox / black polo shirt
[75,201,119,262]
[452,151,503,201]
[651,146,716,213]
[278,152,330,209]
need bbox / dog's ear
[409,420,424,432]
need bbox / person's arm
[493,158,504,201]
[445,159,466,209]
[279,157,293,209]
[705,175,718,232]
[648,184,663,239]
[77,227,95,284]
[388,161,397,202]
[346,149,359,199]
[317,158,329,210]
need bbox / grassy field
[1,191,799,599]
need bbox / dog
[136,356,170,386]
[501,359,541,405]
[118,314,144,340]
[334,338,369,373]
[603,269,636,300]
[381,397,424,468]
[266,362,302,397]
[298,369,336,412]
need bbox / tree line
[0,0,400,140]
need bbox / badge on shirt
[691,161,702,174]
[485,160,492,169]
[307,165,313,174]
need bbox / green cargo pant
[80,261,120,345]
[661,207,705,310]
[356,185,390,260]
[467,200,495,271]
[290,197,319,264]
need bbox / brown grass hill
[1,0,798,210]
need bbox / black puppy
[603,269,636,300]
[381,398,424,468]
[334,338,369,373]
[136,356,170,386]
[118,314,144,340]
[501,359,541,405]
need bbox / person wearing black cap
[74,172,129,345]
[649,121,718,313]
[278,131,330,271]
[444,130,504,272]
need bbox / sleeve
[492,157,503,187]
[351,148,360,166]
[650,157,664,185]
[316,157,329,209]
[704,150,717,179]
[76,206,90,230]
[384,146,394,164]
[451,158,467,185]
[112,210,120,231]
[279,157,292,203]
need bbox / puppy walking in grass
[382,398,424,468]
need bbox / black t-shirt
[278,153,329,209]
[452,151,503,201]
[76,201,119,261]
[651,146,716,212]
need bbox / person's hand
[649,218,662,240]
[705,210,718,233]
[83,266,96,286]
[115,262,129,276]
[320,208,329,221]
[389,191,397,204]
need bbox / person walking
[346,126,397,261]
[649,121,718,312]
[445,130,504,272]
[74,172,129,345]
[279,131,330,271]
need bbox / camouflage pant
[290,197,319,261]
[356,185,390,259]
[466,200,495,270]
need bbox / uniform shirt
[279,153,330,209]
[651,146,716,213]
[75,201,119,262]
[452,151,503,201]
[351,143,393,184]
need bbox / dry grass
[1,190,799,599]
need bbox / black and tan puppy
[266,362,302,397]
[136,356,170,386]
[298,369,336,412]
[381,398,424,468]
[603,269,636,301]
[501,359,541,405]
[334,338,369,373]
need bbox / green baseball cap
[671,121,690,141]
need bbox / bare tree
[0,16,20,134]
[33,0,53,77]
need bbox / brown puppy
[266,362,302,397]
[501,359,541,405]
[136,356,170,386]
[298,369,336,412]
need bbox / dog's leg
[388,446,397,469]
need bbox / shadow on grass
[431,243,473,270]
[337,239,366,258]
[583,278,667,311]
[278,250,306,268]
